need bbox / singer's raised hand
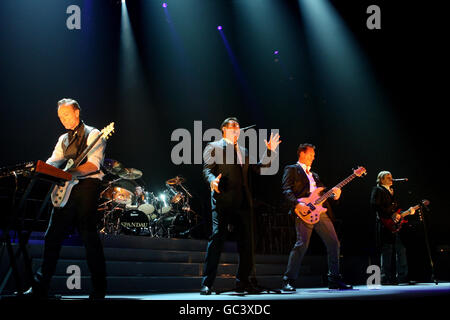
[264,133,281,152]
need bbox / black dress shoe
[21,285,48,299]
[281,280,296,292]
[328,276,353,290]
[200,286,212,295]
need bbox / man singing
[200,117,281,295]
[370,171,415,285]
[25,98,107,299]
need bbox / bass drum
[120,210,150,236]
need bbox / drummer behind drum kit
[98,159,198,238]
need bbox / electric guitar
[51,122,115,208]
[294,166,367,224]
[380,199,430,233]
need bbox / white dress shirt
[298,162,317,193]
[46,128,106,180]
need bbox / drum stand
[98,201,123,235]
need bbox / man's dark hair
[57,98,81,111]
[297,143,315,158]
[220,117,240,130]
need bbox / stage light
[159,194,166,200]
[162,3,168,8]
[274,50,279,55]
[217,25,222,30]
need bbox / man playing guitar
[370,171,416,285]
[281,143,352,291]
[25,98,108,299]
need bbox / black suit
[201,138,272,288]
[370,185,408,283]
[281,164,334,219]
[370,185,398,244]
[282,164,340,283]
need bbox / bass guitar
[51,122,115,208]
[294,166,367,224]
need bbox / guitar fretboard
[314,173,357,205]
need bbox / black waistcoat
[63,121,93,166]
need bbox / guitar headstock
[101,122,115,140]
[353,166,367,177]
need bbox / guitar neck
[400,204,421,217]
[315,173,357,205]
[72,133,103,168]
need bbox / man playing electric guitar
[25,98,108,299]
[281,143,352,291]
[370,171,416,285]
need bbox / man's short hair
[57,98,81,111]
[376,171,391,185]
[221,117,240,130]
[297,143,315,158]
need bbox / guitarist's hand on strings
[392,212,402,223]
[68,162,99,178]
[331,187,341,200]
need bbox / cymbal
[118,168,143,180]
[103,159,125,175]
[166,176,185,185]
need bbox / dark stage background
[1,0,448,278]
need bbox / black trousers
[284,213,340,281]
[376,222,408,283]
[38,178,106,293]
[201,206,254,288]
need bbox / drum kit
[98,159,198,238]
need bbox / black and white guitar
[51,122,115,208]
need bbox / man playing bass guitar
[281,143,353,291]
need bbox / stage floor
[62,282,450,300]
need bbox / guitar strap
[63,122,101,177]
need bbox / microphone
[392,178,408,182]
[240,124,256,131]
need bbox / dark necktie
[234,144,243,166]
